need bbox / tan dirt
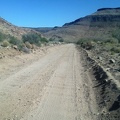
[0,44,98,120]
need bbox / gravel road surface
[0,44,97,120]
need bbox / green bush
[9,36,21,45]
[49,38,54,41]
[0,32,7,42]
[112,29,120,43]
[22,33,49,47]
[2,40,9,47]
[105,38,118,44]
[111,46,120,53]
[22,33,41,45]
[59,39,64,42]
[41,37,48,43]
[104,43,113,51]
[77,38,95,50]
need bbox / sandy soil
[0,44,99,120]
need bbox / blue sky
[0,0,120,27]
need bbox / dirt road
[0,44,97,120]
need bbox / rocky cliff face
[64,8,120,27]
[63,15,120,27]
[96,7,120,14]
[44,8,120,42]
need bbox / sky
[0,0,120,27]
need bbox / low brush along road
[0,44,97,120]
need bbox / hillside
[0,17,42,40]
[31,27,53,33]
[43,8,120,42]
[0,17,48,53]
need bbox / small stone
[109,59,115,63]
[97,113,100,115]
[97,56,102,60]
[13,45,18,50]
[106,68,110,71]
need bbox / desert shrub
[25,41,32,49]
[9,36,24,51]
[17,44,23,51]
[112,29,120,43]
[77,38,95,50]
[40,37,48,43]
[9,36,21,45]
[22,33,49,47]
[16,43,27,51]
[111,46,120,53]
[2,40,9,47]
[0,32,7,42]
[105,38,118,44]
[59,39,64,42]
[49,38,54,41]
[103,43,113,51]
[22,33,41,45]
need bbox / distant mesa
[97,7,120,11]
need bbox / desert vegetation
[2,40,10,47]
[0,32,7,42]
[112,29,120,43]
[77,34,120,89]
[0,32,49,53]
[77,33,120,54]
[77,38,95,50]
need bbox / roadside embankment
[77,46,120,120]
